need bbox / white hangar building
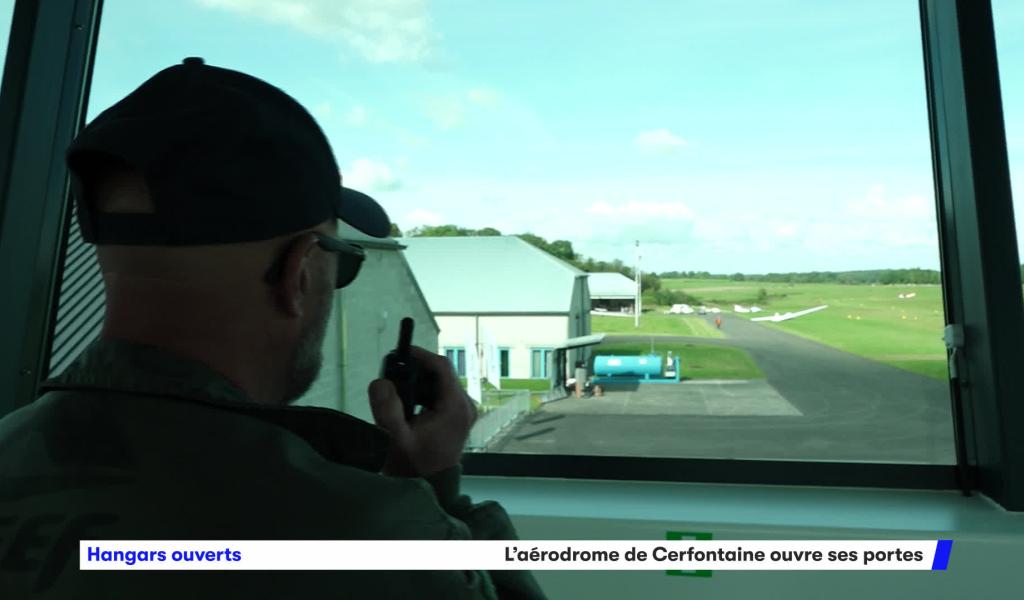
[399,236,593,382]
[587,271,638,313]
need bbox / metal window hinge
[944,324,965,380]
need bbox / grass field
[591,312,723,338]
[499,378,551,392]
[463,378,552,392]
[661,278,947,379]
[593,341,764,380]
[468,378,549,412]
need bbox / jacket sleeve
[423,465,548,600]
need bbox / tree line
[400,223,660,290]
[657,268,946,285]
[397,224,1024,288]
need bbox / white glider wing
[751,305,828,322]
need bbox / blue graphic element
[931,540,953,570]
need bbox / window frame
[444,346,466,377]
[0,0,1021,509]
[916,0,1024,507]
[0,0,101,418]
[529,348,553,379]
[499,347,510,378]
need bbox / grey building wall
[291,292,346,411]
[49,206,105,378]
[330,246,438,423]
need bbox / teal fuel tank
[593,355,663,377]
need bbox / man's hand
[368,347,477,478]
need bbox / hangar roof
[399,236,585,314]
[338,220,403,250]
[587,272,636,299]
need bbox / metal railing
[466,389,531,451]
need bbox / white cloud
[425,97,464,129]
[879,228,936,248]
[343,158,402,192]
[404,208,442,227]
[379,176,943,272]
[397,130,430,148]
[682,195,938,259]
[634,128,687,154]
[773,221,800,238]
[344,105,368,126]
[194,0,437,63]
[794,216,937,256]
[466,87,501,106]
[311,101,332,121]
[572,200,698,246]
[585,200,694,220]
[425,87,502,129]
[846,185,933,220]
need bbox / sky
[1,0,1022,274]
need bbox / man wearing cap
[0,58,545,599]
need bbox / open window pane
[65,0,955,466]
[993,0,1024,304]
[0,0,13,86]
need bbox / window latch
[944,324,965,380]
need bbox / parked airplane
[667,303,695,314]
[733,305,765,313]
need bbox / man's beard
[282,296,332,404]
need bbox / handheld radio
[380,317,421,420]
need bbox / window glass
[993,0,1024,303]
[0,0,13,85]
[72,0,954,464]
[530,349,553,379]
[530,351,542,379]
[445,348,466,377]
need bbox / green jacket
[0,339,546,599]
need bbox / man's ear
[274,233,320,317]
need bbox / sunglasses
[263,232,365,289]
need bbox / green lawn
[591,312,723,338]
[499,378,551,391]
[497,379,550,410]
[593,341,763,380]
[660,279,948,380]
[462,377,550,392]
[465,378,549,412]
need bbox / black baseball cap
[66,57,390,245]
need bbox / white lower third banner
[80,540,954,571]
